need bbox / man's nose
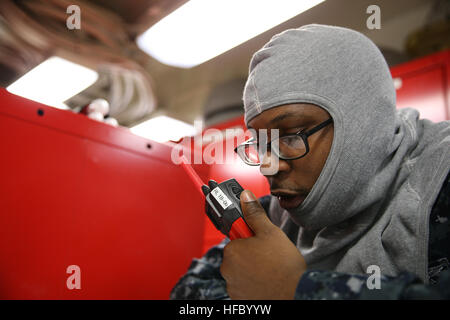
[259,150,289,176]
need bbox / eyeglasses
[234,118,333,166]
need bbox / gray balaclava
[243,24,450,282]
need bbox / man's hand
[220,190,307,300]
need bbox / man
[170,24,450,299]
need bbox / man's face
[247,103,334,210]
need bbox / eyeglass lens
[239,134,307,165]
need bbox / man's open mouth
[271,190,307,209]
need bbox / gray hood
[243,24,450,281]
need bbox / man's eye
[283,136,298,144]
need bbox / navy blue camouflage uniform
[170,172,450,300]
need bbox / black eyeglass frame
[234,118,333,166]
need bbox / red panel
[0,88,204,299]
[391,50,450,121]
[393,65,447,121]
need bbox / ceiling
[87,0,187,35]
[135,0,435,125]
[0,0,441,127]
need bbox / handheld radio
[201,179,254,240]
[180,160,254,240]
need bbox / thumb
[240,190,274,235]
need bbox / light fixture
[136,0,325,68]
[130,115,197,143]
[7,56,98,110]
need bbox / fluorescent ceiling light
[137,0,325,68]
[130,115,197,143]
[7,56,98,110]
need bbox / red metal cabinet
[391,50,450,121]
[0,88,205,299]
